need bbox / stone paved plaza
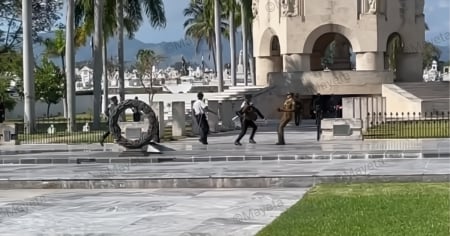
[0,121,449,235]
[0,189,306,236]
[1,121,449,163]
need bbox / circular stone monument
[109,99,160,149]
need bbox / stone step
[0,173,446,189]
[212,86,268,101]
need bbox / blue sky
[56,0,449,45]
[133,0,450,45]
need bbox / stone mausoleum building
[250,0,430,118]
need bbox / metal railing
[363,112,450,139]
[14,117,194,144]
[15,118,111,144]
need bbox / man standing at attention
[192,92,216,145]
[234,94,265,146]
[276,92,296,145]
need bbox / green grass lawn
[364,120,450,138]
[257,183,450,236]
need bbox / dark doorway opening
[310,95,343,119]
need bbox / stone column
[220,100,234,130]
[342,97,355,118]
[355,52,384,71]
[171,102,185,137]
[255,56,283,86]
[151,102,165,140]
[283,53,310,72]
[207,100,220,132]
[191,100,199,135]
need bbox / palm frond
[140,0,166,28]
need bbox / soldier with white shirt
[192,92,216,145]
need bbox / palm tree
[239,0,248,86]
[22,0,35,132]
[66,0,76,132]
[135,49,163,103]
[117,0,125,110]
[42,28,87,120]
[116,0,167,105]
[92,0,103,129]
[224,0,241,86]
[76,0,166,116]
[246,10,256,85]
[214,0,223,92]
[238,0,253,86]
[76,0,125,115]
[183,0,228,72]
[76,0,158,127]
[42,30,67,118]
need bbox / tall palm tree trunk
[22,0,35,133]
[211,42,217,72]
[102,35,109,116]
[240,0,248,86]
[65,0,76,132]
[249,33,256,85]
[214,0,223,92]
[229,0,237,86]
[117,0,125,111]
[60,54,68,118]
[92,0,104,129]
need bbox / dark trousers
[235,119,257,142]
[101,131,110,142]
[196,114,209,143]
[277,118,291,144]
[101,119,110,142]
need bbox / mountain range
[34,32,449,69]
[34,32,244,68]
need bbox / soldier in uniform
[312,93,323,125]
[294,93,303,126]
[312,93,324,140]
[276,92,296,145]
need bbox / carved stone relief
[252,0,258,17]
[368,0,377,14]
[281,0,299,17]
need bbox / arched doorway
[255,28,283,85]
[385,33,404,77]
[310,33,353,71]
[270,35,282,72]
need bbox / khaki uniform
[277,97,296,144]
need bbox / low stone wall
[320,118,363,141]
[268,71,394,95]
[249,71,394,119]
[0,123,17,145]
[421,99,450,114]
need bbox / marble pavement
[1,120,449,164]
[0,188,307,236]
